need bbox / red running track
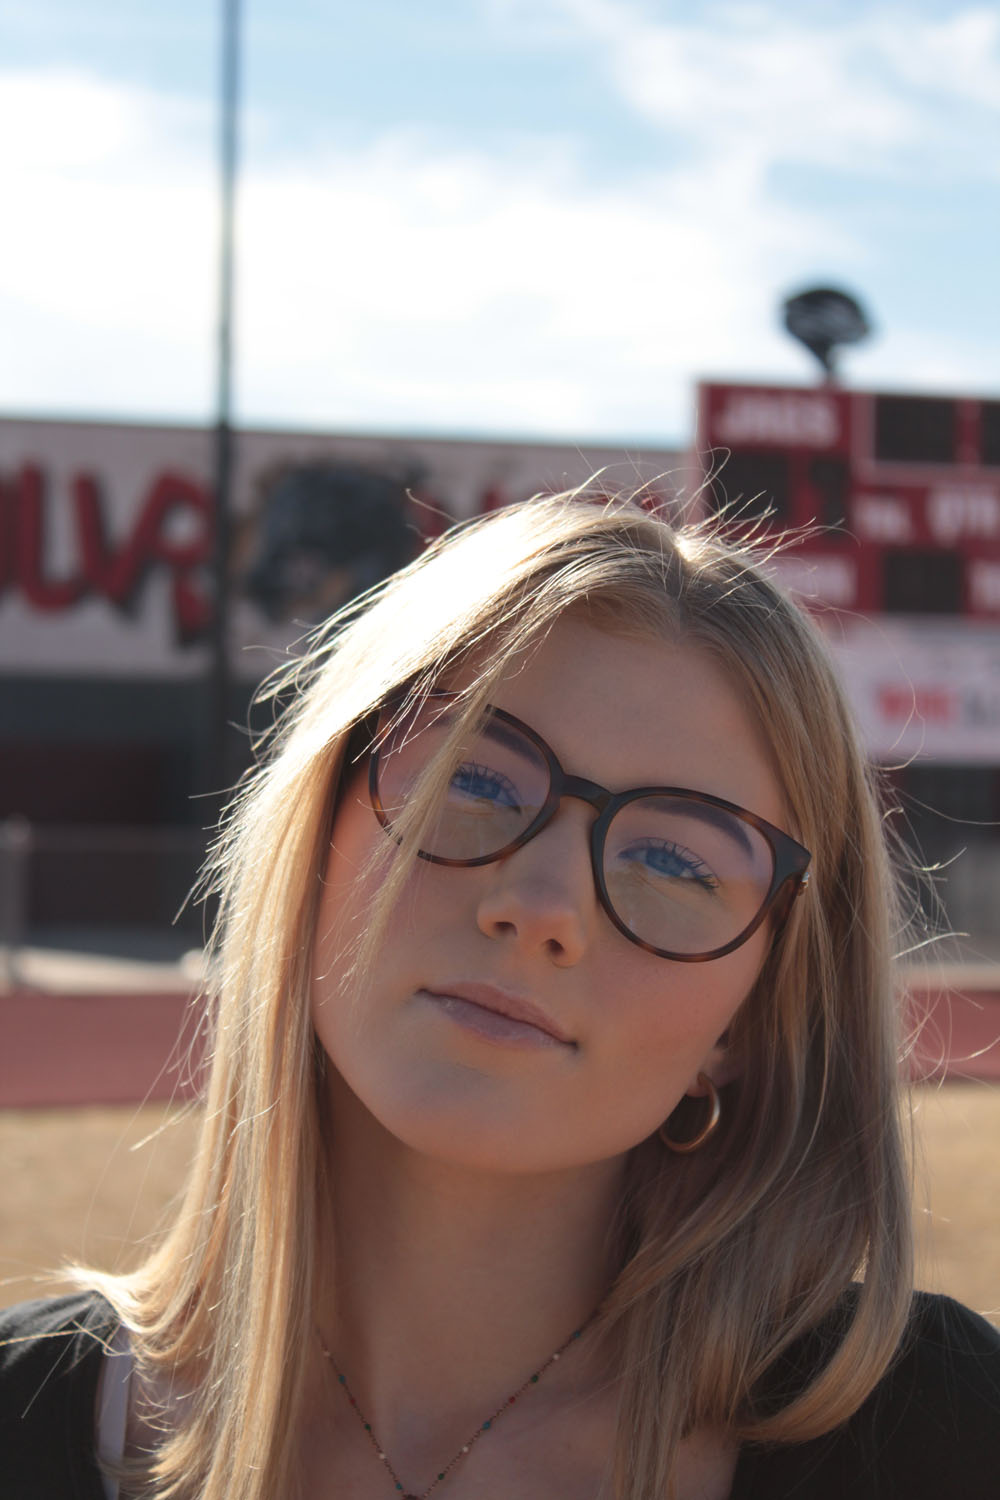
[1,990,206,1108]
[1,981,998,1108]
[907,982,1000,1083]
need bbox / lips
[422,982,575,1046]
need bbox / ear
[686,1027,742,1096]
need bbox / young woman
[3,493,999,1500]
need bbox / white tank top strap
[96,1321,133,1500]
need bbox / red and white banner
[0,417,681,680]
[825,619,1000,764]
[5,414,998,763]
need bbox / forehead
[479,616,788,827]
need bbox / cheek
[607,935,767,1076]
[327,769,378,873]
[311,776,384,1011]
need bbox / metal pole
[0,816,32,990]
[208,0,241,808]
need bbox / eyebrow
[479,716,546,765]
[633,794,758,859]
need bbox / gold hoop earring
[658,1074,721,1153]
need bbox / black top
[2,1289,999,1499]
[1,1292,114,1500]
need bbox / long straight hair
[82,494,913,1499]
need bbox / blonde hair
[84,493,913,1499]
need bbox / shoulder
[0,1290,118,1500]
[873,1291,1000,1459]
[899,1289,1000,1392]
[737,1291,1000,1499]
[0,1288,118,1387]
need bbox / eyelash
[623,838,720,890]
[450,761,522,810]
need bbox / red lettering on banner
[15,464,86,609]
[877,685,955,724]
[0,464,212,642]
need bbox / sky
[2,0,998,446]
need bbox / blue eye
[622,839,719,891]
[450,761,522,811]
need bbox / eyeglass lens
[373,700,779,958]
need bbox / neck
[314,1071,623,1447]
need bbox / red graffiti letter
[15,465,86,610]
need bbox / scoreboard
[695,381,1000,619]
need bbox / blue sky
[2,0,997,444]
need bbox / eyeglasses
[368,695,811,963]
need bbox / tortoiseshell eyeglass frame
[367,694,812,963]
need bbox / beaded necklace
[320,1314,596,1499]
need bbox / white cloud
[0,64,836,438]
[1,9,996,445]
[0,68,215,344]
[531,0,1000,180]
[873,7,1000,111]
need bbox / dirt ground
[1,1083,998,1324]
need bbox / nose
[474,804,596,965]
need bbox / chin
[365,1089,634,1176]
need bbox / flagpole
[208,0,241,807]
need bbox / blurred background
[0,0,998,1318]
